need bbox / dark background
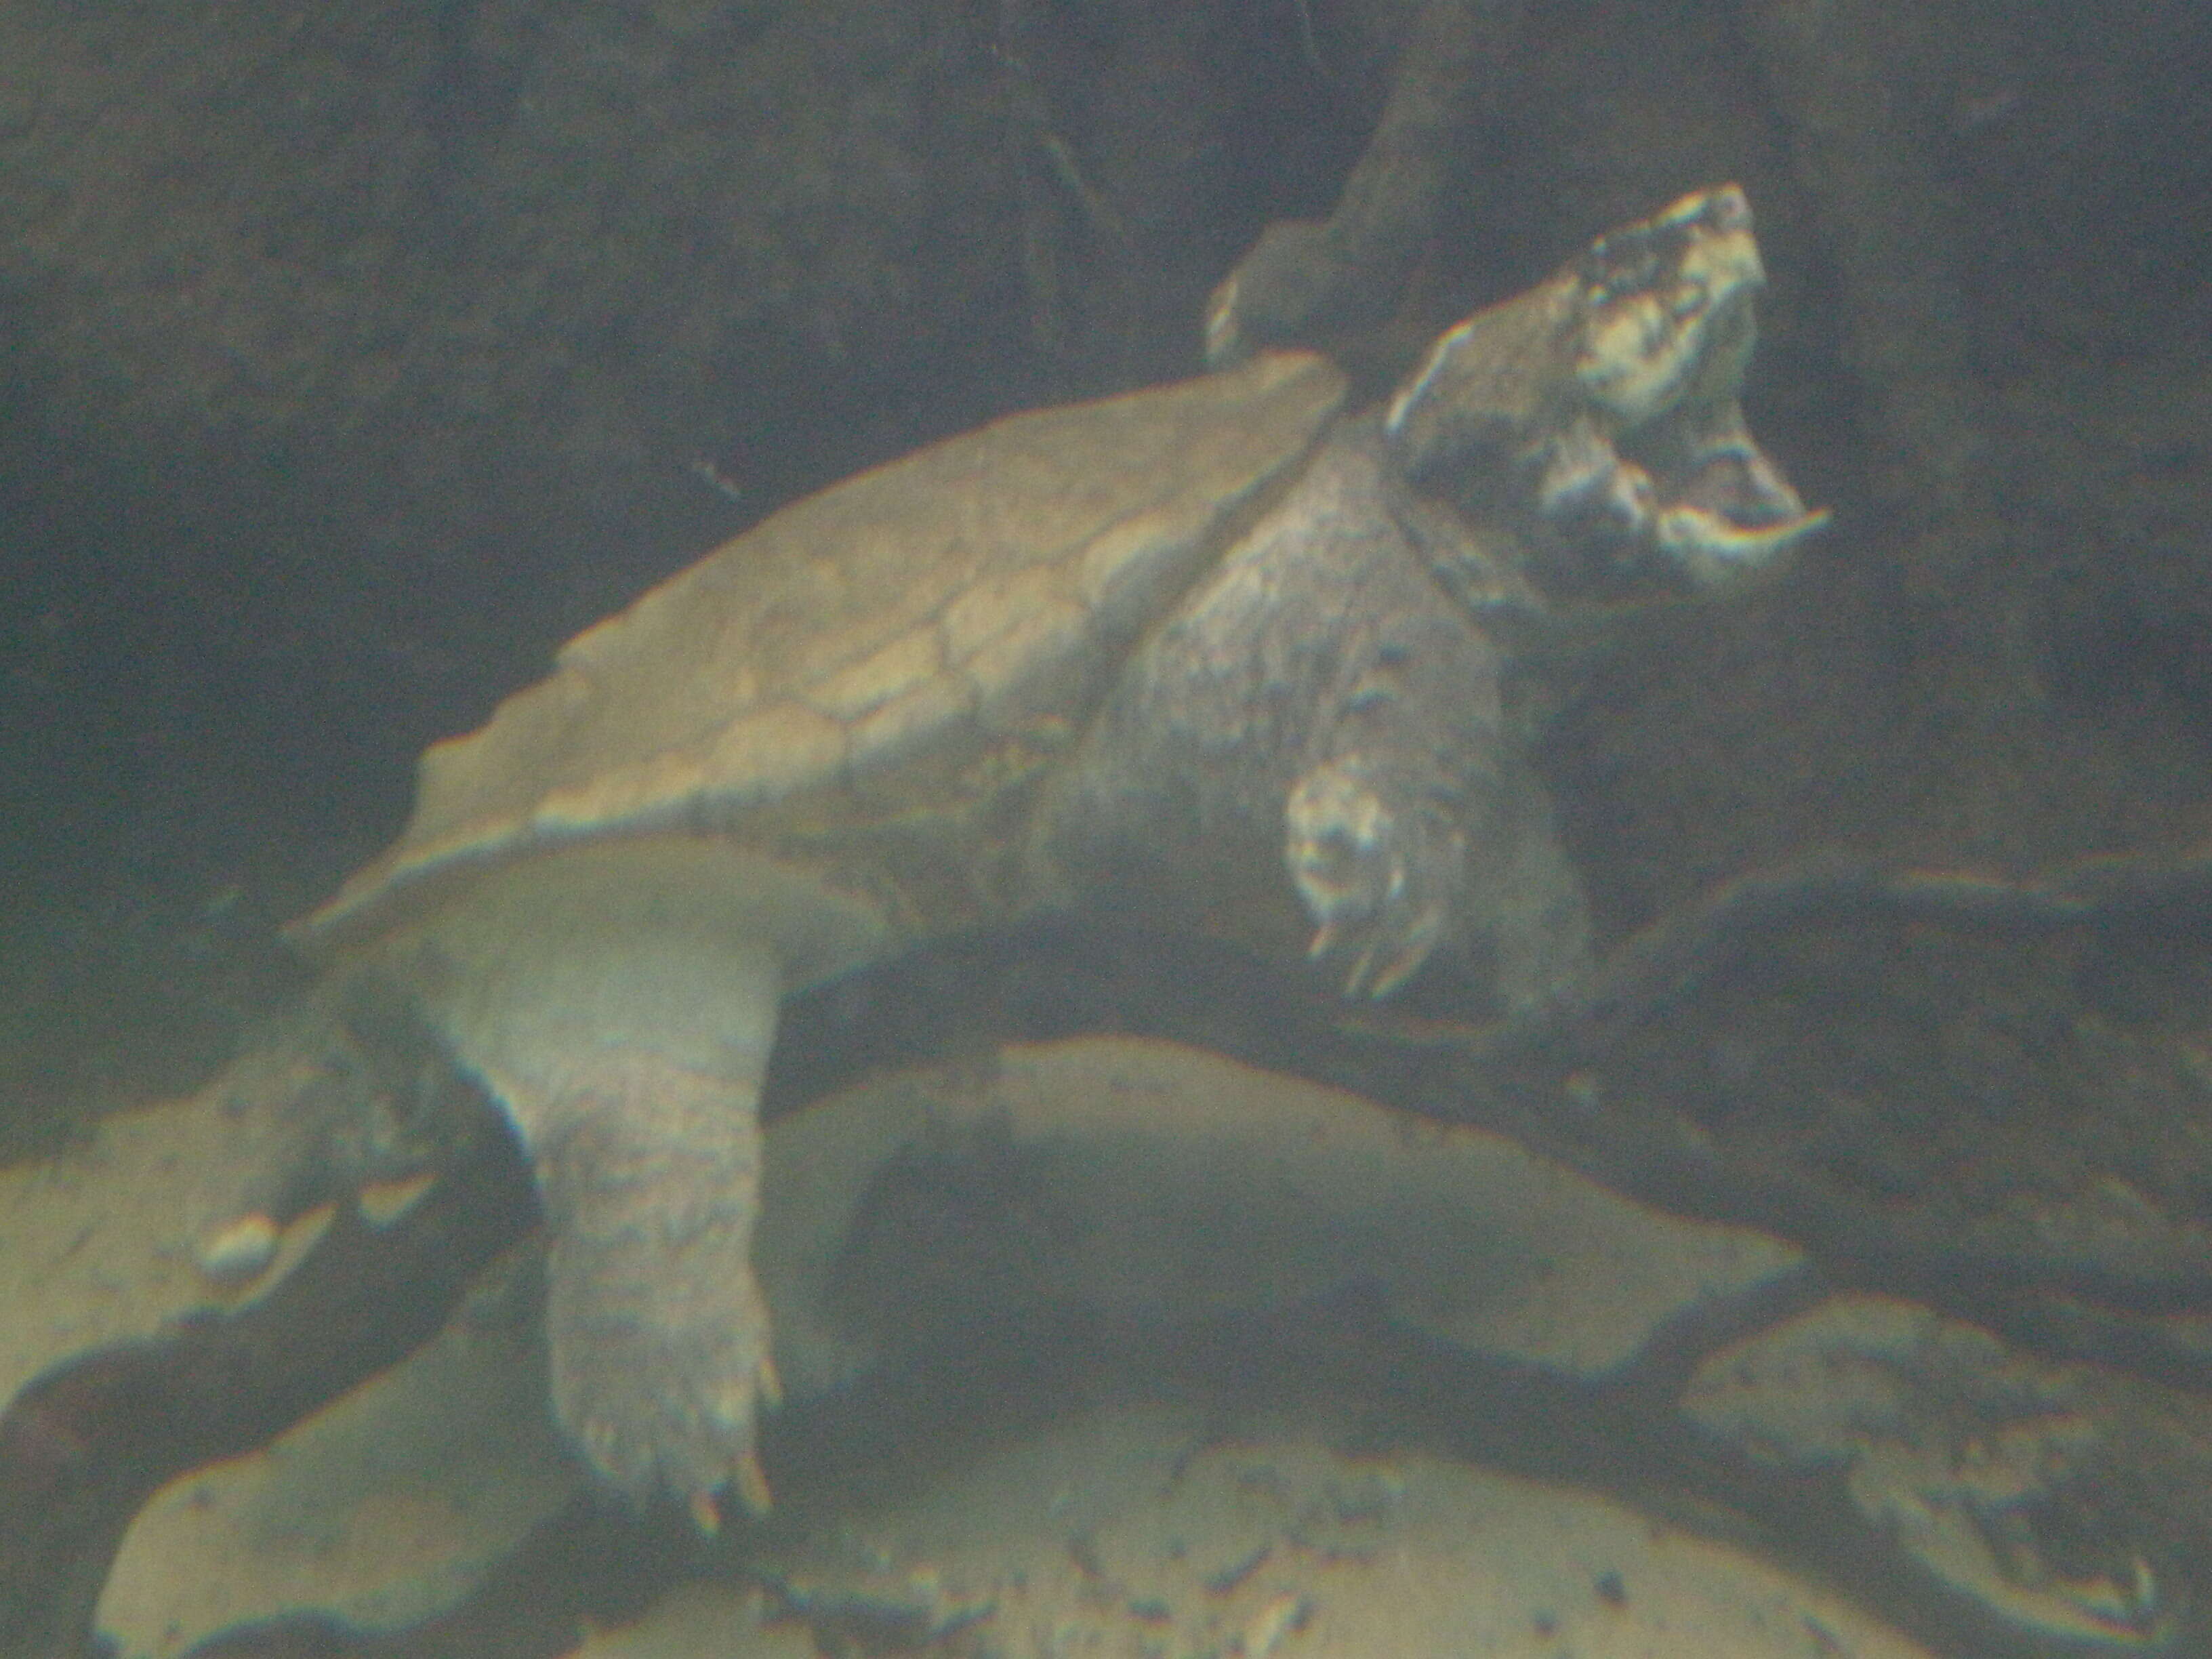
[2,0,2209,1134]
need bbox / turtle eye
[1588,209,1709,307]
[1582,240,1662,307]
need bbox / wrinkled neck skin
[1034,419,1591,1017]
[1376,269,1665,601]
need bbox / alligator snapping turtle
[287,184,1825,1522]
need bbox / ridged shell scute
[298,349,1346,947]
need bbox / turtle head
[1570,182,1762,431]
[1387,185,1828,598]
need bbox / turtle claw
[688,1488,724,1536]
[1358,905,1446,1000]
[1286,762,1457,1001]
[734,1449,775,1518]
[681,1446,773,1536]
[1311,905,1444,1000]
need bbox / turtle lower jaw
[1656,500,1833,586]
[1651,426,1834,584]
[1531,407,1830,592]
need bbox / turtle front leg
[1287,746,1589,1010]
[1284,594,1591,1011]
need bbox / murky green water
[4,2,2211,1655]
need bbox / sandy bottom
[1,1035,1936,1659]
[580,1401,1932,1659]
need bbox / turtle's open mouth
[1563,185,1828,586]
[1669,436,1818,533]
[1650,438,1832,581]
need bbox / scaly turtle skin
[288,184,1825,1522]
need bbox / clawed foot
[546,1235,781,1528]
[533,1064,779,1527]
[1285,762,1458,999]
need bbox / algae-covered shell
[298,349,1345,969]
